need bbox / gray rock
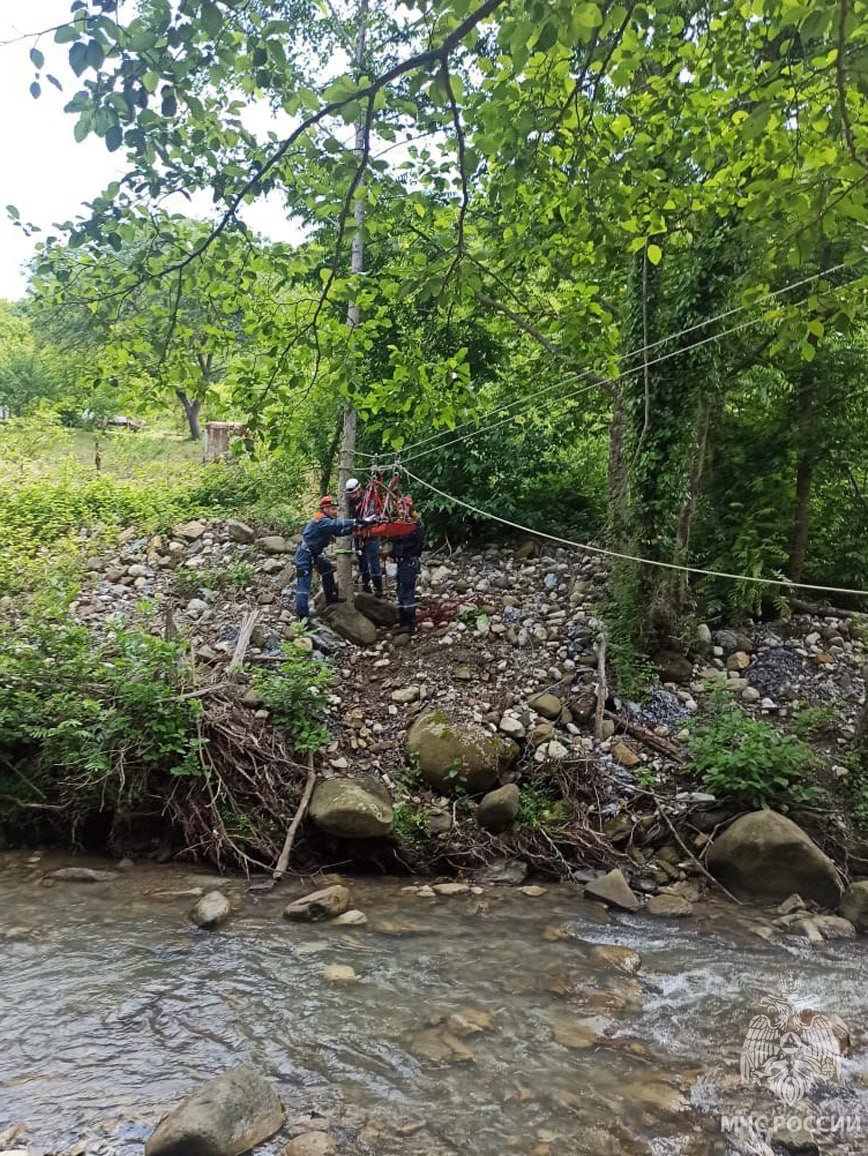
[476,784,520,833]
[176,520,207,542]
[354,592,399,627]
[144,1065,284,1156]
[257,535,292,555]
[646,894,693,917]
[48,867,117,883]
[472,858,528,885]
[226,520,255,544]
[707,811,843,906]
[190,891,231,930]
[584,868,641,911]
[527,692,563,720]
[322,602,377,646]
[309,778,393,838]
[283,884,350,922]
[406,710,519,793]
[839,880,868,931]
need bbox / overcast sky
[0,1,305,301]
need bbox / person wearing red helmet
[294,495,372,622]
[390,495,425,634]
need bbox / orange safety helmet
[319,494,337,509]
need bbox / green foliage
[251,646,332,752]
[515,784,568,831]
[0,602,205,824]
[790,702,838,740]
[685,693,822,809]
[392,800,428,844]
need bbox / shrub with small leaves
[251,645,333,752]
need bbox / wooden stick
[602,709,686,763]
[228,610,261,676]
[273,755,318,882]
[594,638,607,743]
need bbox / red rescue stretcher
[357,470,415,538]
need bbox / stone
[839,880,868,931]
[187,598,209,617]
[258,535,292,554]
[741,686,761,704]
[323,964,356,982]
[331,909,368,926]
[498,714,526,738]
[707,811,843,906]
[309,777,393,838]
[406,710,519,793]
[322,602,377,646]
[520,885,546,897]
[611,741,641,768]
[48,867,117,883]
[528,692,563,720]
[776,893,807,915]
[473,858,528,885]
[391,686,420,704]
[144,1066,284,1156]
[726,650,751,672]
[588,944,642,974]
[176,520,207,542]
[413,1026,475,1063]
[656,651,693,685]
[584,869,641,912]
[553,1014,611,1049]
[354,591,399,627]
[646,894,693,917]
[190,891,231,930]
[476,784,520,833]
[796,915,856,940]
[283,884,350,922]
[285,1134,336,1156]
[432,882,471,895]
[226,520,255,544]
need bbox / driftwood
[602,709,686,763]
[273,755,318,882]
[228,610,261,676]
[790,597,861,619]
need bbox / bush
[252,645,333,752]
[685,693,822,809]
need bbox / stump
[203,421,247,463]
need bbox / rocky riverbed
[1,852,866,1156]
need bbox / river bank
[1,851,866,1156]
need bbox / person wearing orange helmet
[390,495,425,634]
[294,495,373,622]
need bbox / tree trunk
[788,368,814,583]
[336,0,369,597]
[607,381,628,545]
[176,390,203,441]
[320,413,343,494]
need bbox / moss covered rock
[406,710,518,793]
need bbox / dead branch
[228,610,261,675]
[273,755,318,881]
[603,709,686,763]
[594,638,608,743]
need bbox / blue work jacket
[298,513,356,559]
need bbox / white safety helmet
[345,477,361,492]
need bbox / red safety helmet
[319,494,337,509]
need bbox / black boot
[373,577,383,597]
[396,607,410,633]
[322,572,345,606]
[362,580,372,594]
[405,608,416,635]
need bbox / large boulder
[407,710,519,793]
[322,602,377,646]
[354,592,399,627]
[309,777,393,838]
[190,891,231,931]
[839,880,868,931]
[145,1066,284,1156]
[476,784,520,833]
[707,811,843,906]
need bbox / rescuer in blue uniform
[345,477,383,595]
[390,496,425,635]
[295,495,370,622]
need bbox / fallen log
[602,709,686,763]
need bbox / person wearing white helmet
[346,477,383,596]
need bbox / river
[1,852,865,1156]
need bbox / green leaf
[647,243,662,265]
[105,124,123,152]
[200,1,223,38]
[30,81,41,100]
[69,42,88,76]
[575,3,604,30]
[30,47,45,69]
[6,204,20,220]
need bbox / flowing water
[1,852,865,1156]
